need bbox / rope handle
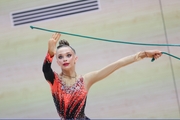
[151,52,180,62]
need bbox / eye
[67,54,72,58]
[58,55,63,59]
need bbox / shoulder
[52,72,61,85]
[82,73,94,91]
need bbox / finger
[154,56,158,59]
[155,52,161,57]
[155,54,160,59]
[52,33,56,39]
[55,33,61,41]
[53,33,59,43]
[156,53,162,58]
[156,55,160,58]
[56,33,61,41]
[54,33,59,40]
[158,51,162,56]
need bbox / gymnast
[42,33,162,119]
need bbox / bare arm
[83,50,162,90]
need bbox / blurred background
[0,0,180,119]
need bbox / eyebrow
[58,52,72,56]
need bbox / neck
[61,69,76,79]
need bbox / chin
[62,66,71,70]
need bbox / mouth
[63,63,69,66]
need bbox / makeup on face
[56,47,76,68]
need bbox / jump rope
[30,26,180,62]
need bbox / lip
[63,63,69,66]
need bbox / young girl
[42,33,162,119]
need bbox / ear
[74,56,78,64]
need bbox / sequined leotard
[42,53,89,119]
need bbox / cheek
[57,59,63,65]
[69,57,75,63]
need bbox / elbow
[42,64,48,73]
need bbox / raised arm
[42,33,61,85]
[83,50,162,90]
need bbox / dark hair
[57,40,76,54]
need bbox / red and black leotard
[42,53,89,119]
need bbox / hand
[48,33,61,56]
[145,50,162,60]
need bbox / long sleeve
[42,52,55,85]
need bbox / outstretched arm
[83,50,162,90]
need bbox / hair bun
[59,39,70,46]
[57,39,76,54]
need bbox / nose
[63,57,67,62]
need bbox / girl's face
[56,47,77,70]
